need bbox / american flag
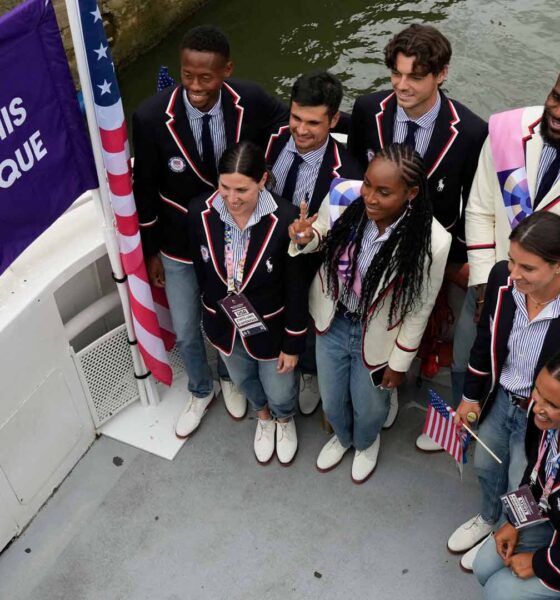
[77,0,175,384]
[157,66,176,92]
[423,389,469,466]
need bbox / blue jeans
[476,386,528,523]
[315,313,390,450]
[451,286,477,407]
[161,255,213,398]
[474,522,559,600]
[219,337,297,419]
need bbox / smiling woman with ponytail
[289,142,451,483]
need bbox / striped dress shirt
[393,93,441,158]
[271,136,329,206]
[536,144,560,193]
[499,285,560,397]
[339,215,403,313]
[213,190,278,290]
[183,89,227,170]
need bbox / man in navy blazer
[132,26,289,436]
[265,71,363,415]
[348,24,487,265]
[348,24,487,448]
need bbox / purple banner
[0,0,98,275]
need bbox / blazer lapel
[537,317,560,374]
[492,281,516,383]
[201,199,227,285]
[422,93,460,179]
[376,93,396,150]
[309,136,340,214]
[222,82,244,146]
[240,213,278,292]
[265,127,290,165]
[164,86,213,187]
[525,120,544,204]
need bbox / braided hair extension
[323,143,433,325]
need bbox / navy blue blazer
[132,80,289,261]
[187,192,308,359]
[347,90,487,263]
[521,416,560,591]
[264,129,364,216]
[464,261,560,423]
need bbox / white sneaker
[383,389,399,429]
[276,418,298,465]
[460,536,490,572]
[299,373,320,415]
[175,390,215,439]
[352,436,380,484]
[254,418,276,464]
[415,432,444,452]
[316,435,349,472]
[220,379,247,420]
[447,514,494,553]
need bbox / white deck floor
[0,372,482,600]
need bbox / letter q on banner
[0,0,97,275]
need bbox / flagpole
[63,0,157,407]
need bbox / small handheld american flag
[423,389,470,469]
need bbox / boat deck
[0,372,481,600]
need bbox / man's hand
[494,522,519,562]
[380,367,405,390]
[453,398,481,426]
[147,255,165,287]
[474,283,487,323]
[288,201,318,247]
[509,552,535,579]
[277,352,298,373]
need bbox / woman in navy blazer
[187,142,308,465]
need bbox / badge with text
[218,293,268,338]
[500,485,549,529]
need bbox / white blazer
[289,192,451,375]
[466,105,560,286]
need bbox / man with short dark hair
[265,71,363,414]
[132,25,289,437]
[348,24,487,445]
[349,24,486,265]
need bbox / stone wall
[1,0,207,78]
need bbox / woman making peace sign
[289,143,451,483]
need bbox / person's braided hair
[323,143,433,325]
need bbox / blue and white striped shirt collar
[213,189,278,231]
[511,285,560,321]
[285,135,329,166]
[396,92,441,128]
[183,88,223,120]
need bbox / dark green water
[120,0,559,123]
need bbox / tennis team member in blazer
[347,24,486,264]
[132,26,289,432]
[289,143,451,483]
[265,71,364,416]
[448,212,560,571]
[474,354,560,600]
[188,142,308,466]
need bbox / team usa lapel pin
[168,156,186,173]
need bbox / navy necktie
[282,153,304,202]
[534,150,560,208]
[404,121,420,150]
[201,114,217,183]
